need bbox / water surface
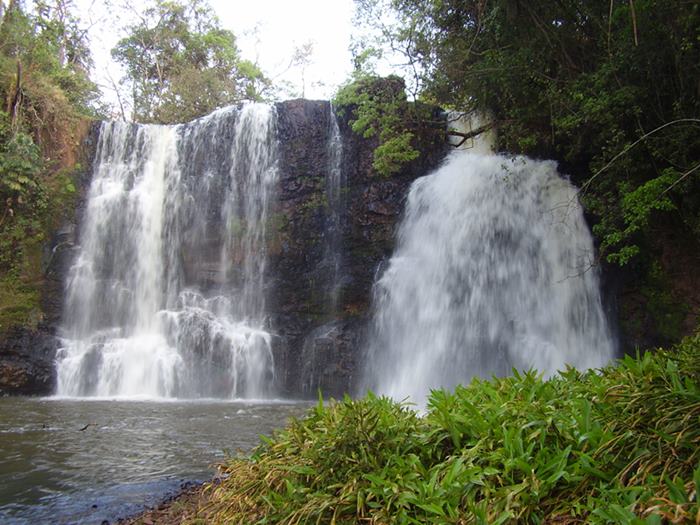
[0,397,310,524]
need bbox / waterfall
[323,105,345,312]
[364,151,615,403]
[56,104,278,399]
[299,105,346,396]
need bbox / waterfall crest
[56,104,278,399]
[364,151,615,403]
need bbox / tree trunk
[8,59,22,132]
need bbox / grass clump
[192,339,700,524]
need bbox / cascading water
[364,150,615,403]
[56,104,278,399]
[322,106,345,312]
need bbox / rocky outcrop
[269,99,447,397]
[0,327,57,395]
[5,99,685,398]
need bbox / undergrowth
[193,338,700,524]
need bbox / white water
[56,104,278,398]
[365,151,615,403]
[323,106,345,312]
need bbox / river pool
[0,397,311,524]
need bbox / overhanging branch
[447,123,493,148]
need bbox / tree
[112,0,269,124]
[352,0,700,266]
[335,74,421,176]
[0,0,98,133]
[0,0,97,329]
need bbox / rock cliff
[269,99,447,397]
[0,101,447,397]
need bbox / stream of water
[0,398,309,524]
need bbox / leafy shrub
[193,339,700,524]
[334,75,426,177]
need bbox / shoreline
[119,480,209,525]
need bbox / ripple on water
[0,397,311,524]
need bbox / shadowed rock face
[269,99,447,397]
[0,328,56,395]
[0,100,447,397]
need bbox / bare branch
[579,118,700,196]
[629,0,639,46]
[661,162,700,196]
[447,123,493,148]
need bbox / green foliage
[112,0,270,124]
[0,2,95,330]
[352,0,700,266]
[0,115,45,271]
[334,75,427,176]
[593,169,678,266]
[0,111,82,329]
[0,274,41,331]
[0,1,99,122]
[639,263,688,343]
[195,340,700,523]
[373,132,419,175]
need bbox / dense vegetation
[338,0,700,346]
[349,0,699,263]
[112,0,269,124]
[149,337,698,524]
[0,0,97,330]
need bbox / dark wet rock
[298,319,366,397]
[269,99,447,397]
[0,327,57,395]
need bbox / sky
[77,0,356,117]
[211,0,355,100]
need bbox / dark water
[0,397,310,524]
